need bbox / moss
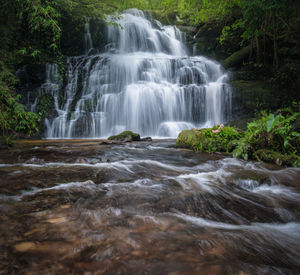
[254,149,298,167]
[176,126,240,153]
[108,131,141,142]
[176,129,202,150]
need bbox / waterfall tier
[35,9,232,138]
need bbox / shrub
[0,67,39,144]
[233,108,300,166]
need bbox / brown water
[0,139,299,274]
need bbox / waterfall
[84,19,93,54]
[35,9,232,138]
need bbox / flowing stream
[4,8,299,275]
[0,140,299,274]
[34,9,231,138]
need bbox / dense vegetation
[0,0,117,143]
[0,0,299,149]
[234,106,300,166]
[177,107,300,167]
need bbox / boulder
[108,131,141,142]
[141,137,152,141]
[176,126,240,153]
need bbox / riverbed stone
[108,131,141,142]
[14,242,37,252]
[141,137,152,141]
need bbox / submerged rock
[108,131,141,142]
[14,242,37,252]
[141,137,152,142]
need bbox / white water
[35,9,232,138]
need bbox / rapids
[33,9,231,138]
[0,139,299,274]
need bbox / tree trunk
[256,35,261,64]
[223,44,253,69]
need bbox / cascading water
[36,9,232,138]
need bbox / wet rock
[191,22,224,59]
[99,140,113,145]
[99,140,124,145]
[254,149,297,167]
[141,137,152,142]
[1,139,300,274]
[14,242,37,252]
[17,64,46,91]
[25,157,45,165]
[47,217,67,224]
[108,131,141,142]
[230,79,279,118]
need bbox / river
[0,139,299,274]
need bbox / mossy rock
[108,131,141,142]
[176,126,240,153]
[254,149,299,167]
[176,129,203,150]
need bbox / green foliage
[254,149,299,167]
[0,0,298,145]
[112,0,151,10]
[177,109,299,167]
[0,0,120,143]
[219,20,244,53]
[0,0,118,66]
[0,62,39,143]
[0,81,39,142]
[176,125,241,153]
[36,94,55,120]
[234,109,300,166]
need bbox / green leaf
[266,114,275,132]
[284,139,289,148]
